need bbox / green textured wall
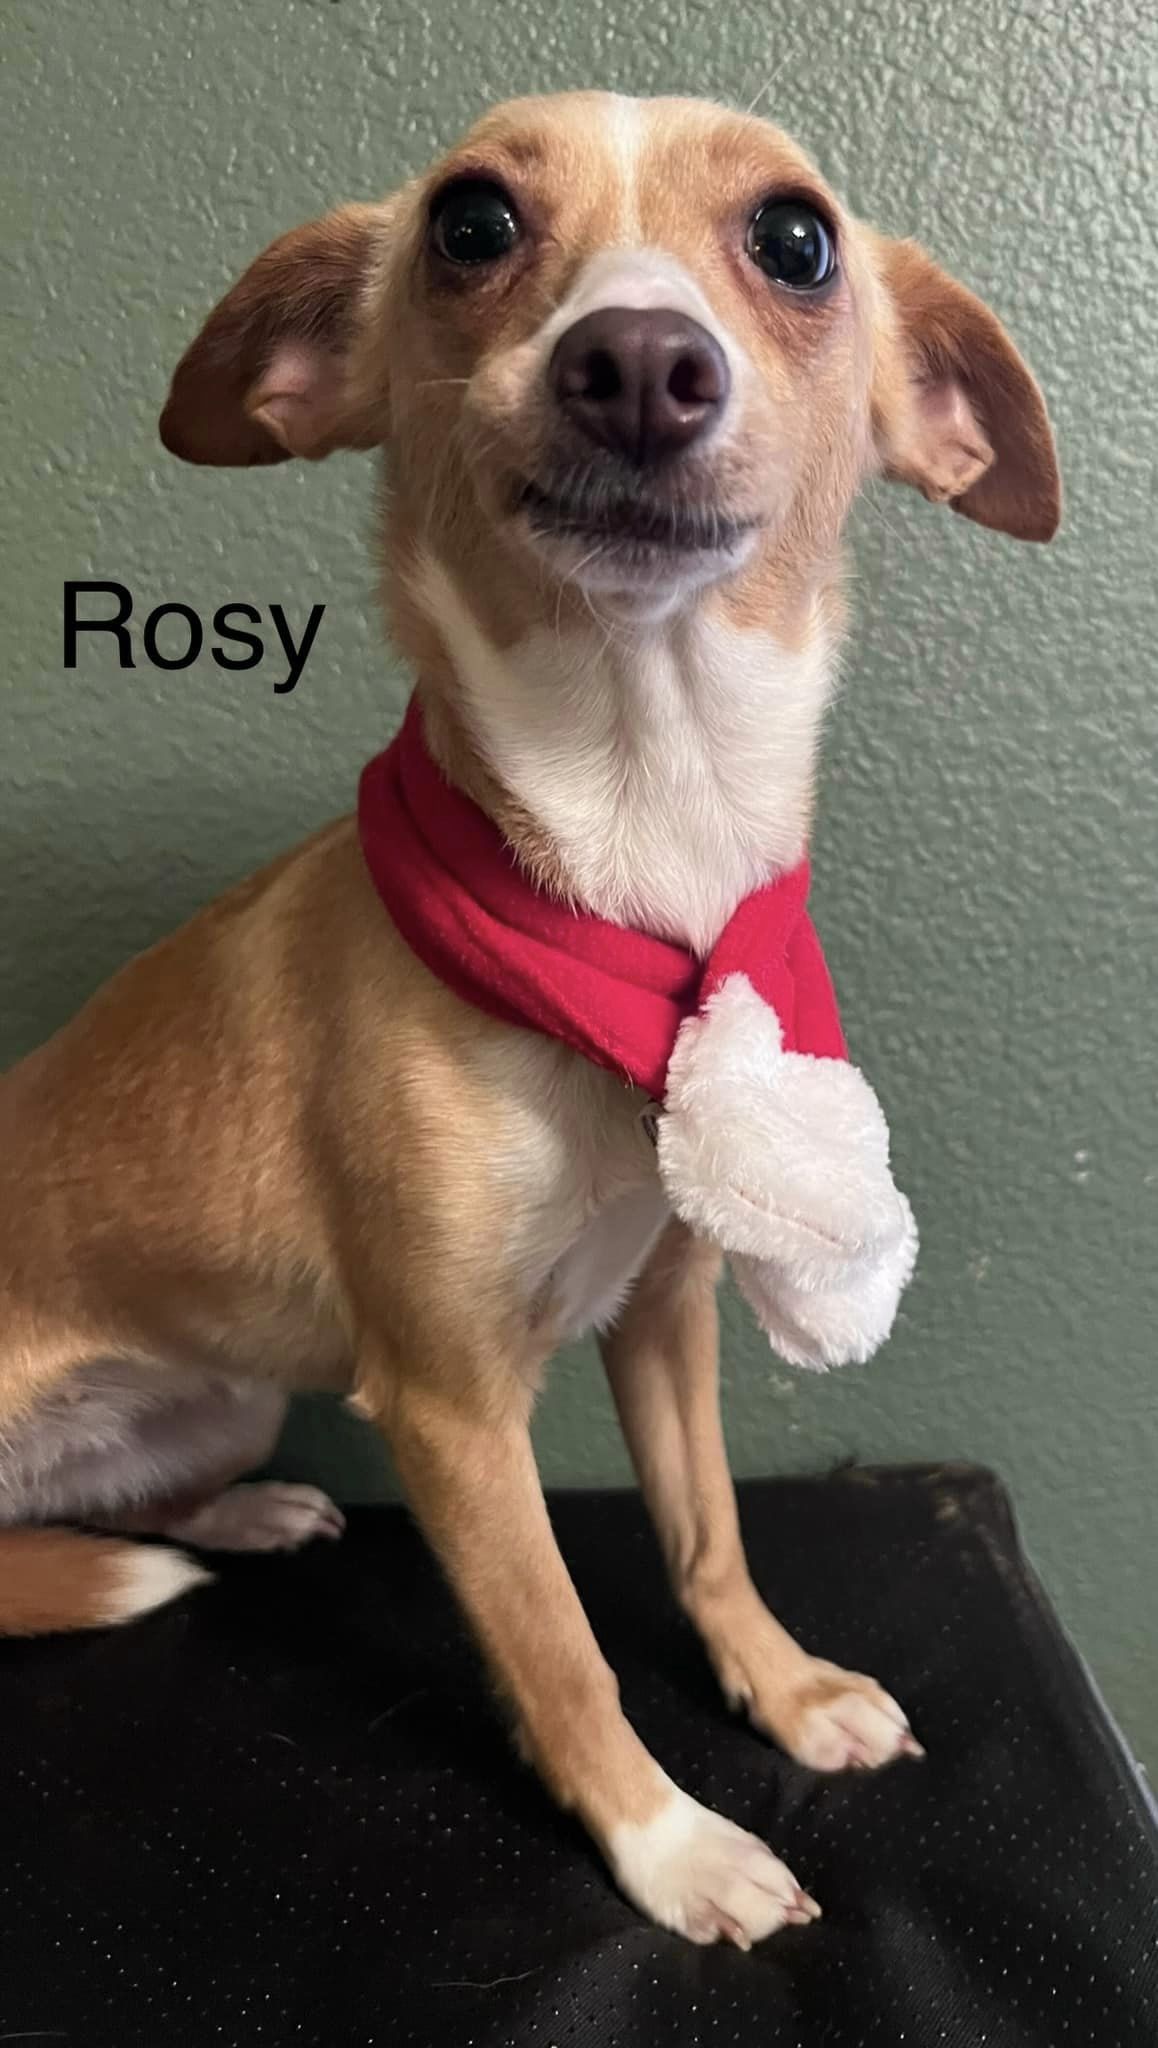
[4,2,1155,1758]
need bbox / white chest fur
[414,551,850,1349]
[549,1181,671,1341]
[414,552,835,955]
[463,1027,668,1342]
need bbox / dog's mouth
[515,473,756,559]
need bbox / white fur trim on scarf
[655,974,918,1370]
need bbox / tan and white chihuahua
[0,93,1058,1946]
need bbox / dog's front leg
[601,1222,923,1773]
[361,1344,817,1947]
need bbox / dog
[0,92,1059,1946]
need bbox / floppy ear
[871,236,1061,542]
[160,204,390,465]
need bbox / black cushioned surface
[1,1465,1155,2047]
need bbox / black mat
[0,1465,1154,2047]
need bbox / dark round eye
[431,179,521,266]
[746,200,835,290]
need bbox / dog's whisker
[745,54,795,119]
[861,487,908,549]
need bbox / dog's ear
[160,204,392,466]
[871,235,1060,542]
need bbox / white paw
[609,1782,820,1948]
[773,1661,924,1773]
[167,1482,346,1553]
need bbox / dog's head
[161,92,1059,629]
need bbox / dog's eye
[431,180,521,266]
[746,201,835,290]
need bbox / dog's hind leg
[92,1378,345,1552]
[0,1367,341,1635]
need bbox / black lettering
[64,580,134,668]
[212,603,264,671]
[142,602,204,671]
[269,601,324,694]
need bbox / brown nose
[549,307,730,466]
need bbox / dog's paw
[167,1482,346,1553]
[752,1658,924,1772]
[609,1783,819,1948]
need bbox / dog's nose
[549,308,730,466]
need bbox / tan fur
[0,1528,205,1634]
[0,1529,131,1634]
[602,1223,921,1769]
[0,93,1057,1939]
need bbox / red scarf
[357,698,846,1102]
[355,696,915,1374]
